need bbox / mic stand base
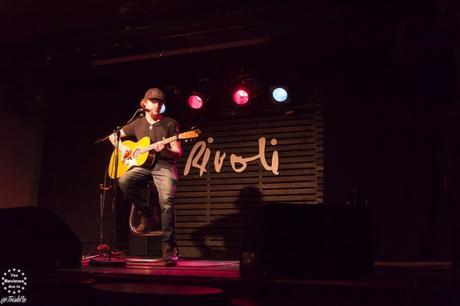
[89,256,127,267]
[88,243,127,267]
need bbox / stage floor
[28,258,456,306]
[78,256,241,281]
[69,256,452,283]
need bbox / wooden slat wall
[175,104,323,259]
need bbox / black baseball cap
[144,88,165,103]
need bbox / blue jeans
[118,162,178,245]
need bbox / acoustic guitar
[108,129,201,179]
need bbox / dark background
[0,0,457,261]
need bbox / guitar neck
[143,135,178,154]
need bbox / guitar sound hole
[132,148,141,159]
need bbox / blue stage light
[272,87,289,103]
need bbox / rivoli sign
[184,136,279,176]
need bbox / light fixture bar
[90,37,269,66]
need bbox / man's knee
[118,175,129,193]
[159,197,175,210]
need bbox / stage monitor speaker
[0,207,82,269]
[240,204,373,280]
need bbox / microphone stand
[90,109,145,267]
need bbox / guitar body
[108,136,154,179]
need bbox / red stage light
[232,89,249,105]
[188,94,204,110]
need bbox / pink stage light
[188,94,204,110]
[232,89,249,105]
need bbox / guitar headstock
[178,128,201,140]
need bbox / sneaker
[136,216,153,232]
[171,246,179,261]
[163,257,177,267]
[162,244,179,267]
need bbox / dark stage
[26,257,455,306]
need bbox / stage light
[272,87,288,102]
[232,88,250,106]
[160,103,166,114]
[270,86,290,103]
[188,93,204,110]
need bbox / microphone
[137,108,152,113]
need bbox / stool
[129,181,163,237]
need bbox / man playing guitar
[109,87,182,267]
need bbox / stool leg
[144,237,149,256]
[144,184,151,256]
